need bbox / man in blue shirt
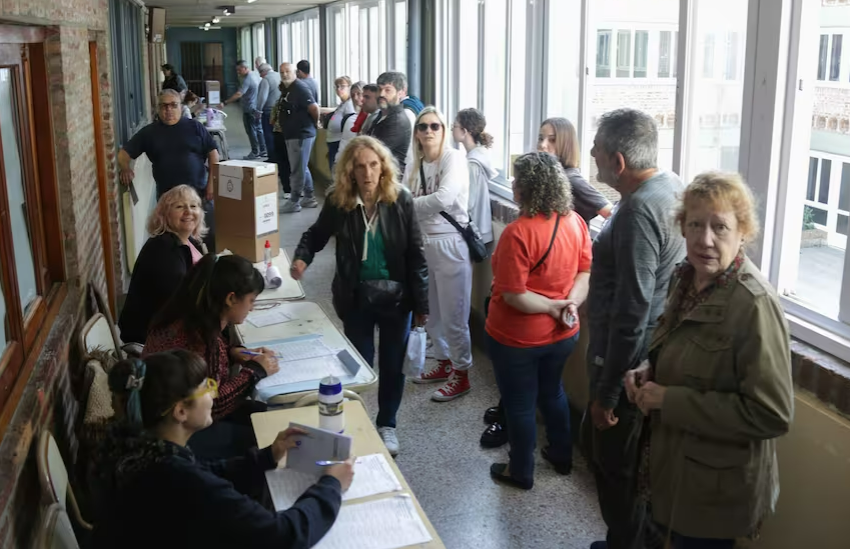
[221,60,267,160]
[296,59,320,104]
[278,62,319,213]
[119,89,219,201]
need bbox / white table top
[251,402,444,548]
[255,248,305,301]
[237,301,377,403]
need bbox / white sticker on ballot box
[256,192,278,236]
[219,175,242,200]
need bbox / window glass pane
[658,30,673,78]
[508,0,526,164]
[394,0,407,73]
[830,34,842,81]
[458,0,479,110]
[587,0,679,201]
[616,30,632,77]
[596,30,612,77]
[703,33,715,78]
[819,158,832,205]
[807,157,818,201]
[840,163,850,211]
[634,31,649,78]
[369,6,380,82]
[682,0,748,183]
[483,0,508,175]
[818,34,829,80]
[838,214,849,236]
[791,4,847,319]
[0,68,38,315]
[350,5,361,80]
[546,0,581,121]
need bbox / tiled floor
[222,106,607,549]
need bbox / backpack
[401,96,425,116]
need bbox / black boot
[480,421,509,448]
[483,405,502,424]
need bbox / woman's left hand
[635,382,667,416]
[271,427,308,463]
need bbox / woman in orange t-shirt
[486,152,592,490]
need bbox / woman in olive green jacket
[626,172,794,548]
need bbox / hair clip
[126,375,145,390]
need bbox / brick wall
[813,86,850,134]
[0,1,132,546]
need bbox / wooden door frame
[89,41,117,316]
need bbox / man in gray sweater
[583,109,685,549]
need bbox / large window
[0,42,64,412]
[252,23,265,62]
[109,0,146,146]
[278,9,321,99]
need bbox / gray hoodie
[465,146,495,244]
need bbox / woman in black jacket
[118,185,208,348]
[92,350,353,549]
[291,136,428,457]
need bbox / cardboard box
[206,80,221,107]
[213,160,280,262]
[149,8,166,43]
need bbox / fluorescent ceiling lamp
[212,16,220,23]
[246,0,257,3]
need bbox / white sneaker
[301,197,319,208]
[280,201,302,213]
[377,426,399,457]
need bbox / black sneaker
[483,405,502,424]
[480,422,508,448]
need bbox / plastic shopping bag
[403,327,427,378]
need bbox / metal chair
[34,503,80,549]
[37,430,93,531]
[293,389,366,410]
[78,313,121,359]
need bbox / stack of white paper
[313,496,433,549]
[266,453,403,511]
[246,308,292,328]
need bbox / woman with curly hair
[291,136,428,456]
[486,151,592,490]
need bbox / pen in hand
[316,460,348,466]
[241,349,282,359]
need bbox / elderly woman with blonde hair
[626,172,794,549]
[118,185,208,347]
[291,136,428,456]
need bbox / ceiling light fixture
[223,8,230,15]
[212,16,220,23]
[246,0,257,3]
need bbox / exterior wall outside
[0,0,137,546]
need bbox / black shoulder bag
[484,214,561,318]
[420,164,490,263]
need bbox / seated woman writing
[144,253,279,459]
[118,185,208,349]
[93,350,353,549]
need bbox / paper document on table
[266,453,403,511]
[267,337,338,362]
[255,353,349,389]
[313,495,433,549]
[246,309,293,328]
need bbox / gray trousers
[285,136,315,202]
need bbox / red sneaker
[412,360,452,384]
[432,369,471,402]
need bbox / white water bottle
[318,376,344,433]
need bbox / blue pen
[315,460,347,466]
[241,349,282,358]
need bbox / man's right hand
[590,400,619,431]
[120,169,135,186]
[290,259,307,280]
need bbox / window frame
[0,41,65,414]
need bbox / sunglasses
[416,122,442,133]
[160,378,219,417]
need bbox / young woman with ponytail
[143,253,277,458]
[452,108,495,248]
[92,351,354,549]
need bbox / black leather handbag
[420,164,490,263]
[357,279,406,310]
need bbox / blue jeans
[242,112,265,155]
[285,136,315,202]
[487,333,579,485]
[261,109,276,163]
[343,306,411,428]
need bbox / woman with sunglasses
[92,350,354,549]
[143,254,279,459]
[405,106,474,402]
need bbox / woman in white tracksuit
[405,106,473,402]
